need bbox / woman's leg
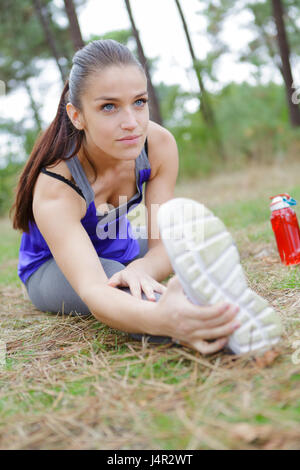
[25,256,128,315]
[25,226,161,316]
[25,228,171,343]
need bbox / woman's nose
[120,109,138,129]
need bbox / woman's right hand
[154,276,241,355]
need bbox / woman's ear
[66,102,84,130]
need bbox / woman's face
[70,65,149,162]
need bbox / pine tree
[124,0,163,125]
[271,0,300,126]
[175,0,226,160]
[63,0,85,51]
[201,0,300,127]
[32,0,67,83]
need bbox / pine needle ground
[1,162,300,450]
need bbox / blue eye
[101,98,148,113]
[135,98,148,106]
[102,103,115,112]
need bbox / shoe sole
[157,198,282,355]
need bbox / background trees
[271,0,300,126]
[201,0,300,126]
[124,0,163,124]
[63,0,85,50]
[0,0,300,215]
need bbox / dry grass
[175,160,300,206]
[1,161,300,450]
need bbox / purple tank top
[18,145,151,285]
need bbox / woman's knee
[27,257,127,314]
[26,255,160,314]
[26,258,90,315]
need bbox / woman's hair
[11,39,145,233]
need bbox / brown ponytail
[10,39,145,233]
[10,80,83,233]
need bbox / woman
[11,39,280,355]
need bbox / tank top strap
[65,155,95,209]
[135,142,151,177]
[65,140,150,212]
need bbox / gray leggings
[25,229,172,343]
[25,228,161,315]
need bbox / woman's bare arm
[33,171,160,334]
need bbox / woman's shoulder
[41,159,74,181]
[37,159,82,193]
[146,121,178,180]
[33,158,86,216]
[147,120,176,149]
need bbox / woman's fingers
[189,301,239,321]
[139,279,167,301]
[128,280,142,299]
[174,337,229,355]
[192,337,229,355]
[197,318,240,340]
[159,275,243,355]
[140,281,166,301]
[108,272,163,302]
[153,281,167,294]
[140,281,156,301]
[107,272,121,287]
[108,270,166,301]
[165,277,238,321]
[202,304,239,328]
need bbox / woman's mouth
[117,135,141,144]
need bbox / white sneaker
[157,198,283,355]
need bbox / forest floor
[0,161,300,450]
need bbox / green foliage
[0,118,40,166]
[1,81,299,215]
[170,81,300,179]
[0,0,71,92]
[215,81,293,161]
[155,82,190,126]
[24,128,41,156]
[0,161,23,218]
[200,0,300,79]
[87,29,133,46]
[1,0,300,214]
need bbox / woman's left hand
[106,266,167,301]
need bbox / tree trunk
[124,0,163,125]
[271,0,300,127]
[63,0,85,51]
[174,0,226,160]
[24,80,43,132]
[32,0,66,84]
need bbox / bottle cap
[270,193,297,211]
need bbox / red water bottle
[270,193,300,266]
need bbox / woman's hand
[154,276,241,355]
[107,266,167,301]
